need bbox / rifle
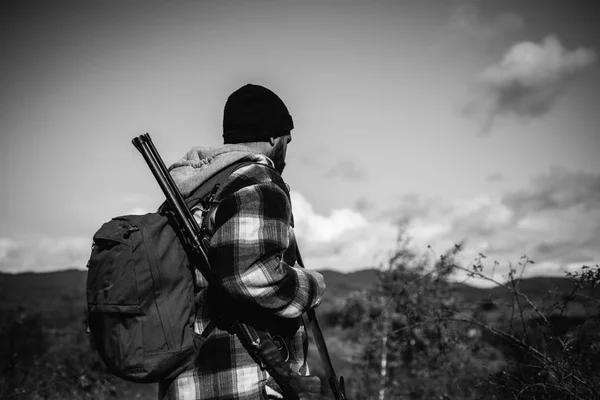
[297,250,347,400]
[132,133,325,399]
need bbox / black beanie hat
[223,84,294,144]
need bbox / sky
[1,1,599,287]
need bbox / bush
[342,233,600,400]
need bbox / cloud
[291,191,399,272]
[128,207,155,215]
[325,159,367,182]
[493,167,600,267]
[502,167,600,216]
[443,4,524,52]
[0,238,19,261]
[466,35,597,133]
[0,236,91,273]
[121,193,158,215]
[382,193,451,224]
[288,153,366,182]
[392,194,513,247]
[292,192,368,242]
[487,172,504,182]
[353,196,374,213]
[381,169,600,286]
[480,206,600,275]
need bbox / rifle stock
[132,133,328,399]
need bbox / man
[158,84,326,399]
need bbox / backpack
[85,160,253,383]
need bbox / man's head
[265,134,291,174]
[223,84,293,173]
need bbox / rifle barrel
[132,135,203,249]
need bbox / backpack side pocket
[87,219,145,378]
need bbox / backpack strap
[184,159,258,341]
[188,159,256,236]
[158,159,257,214]
[184,159,256,208]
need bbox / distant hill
[0,268,379,313]
[2,268,597,315]
[319,268,377,291]
[0,269,87,309]
[301,268,378,312]
[451,276,600,302]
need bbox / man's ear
[269,137,275,146]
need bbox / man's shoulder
[230,159,286,189]
[219,160,288,199]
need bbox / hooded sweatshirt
[169,144,268,196]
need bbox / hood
[168,144,269,196]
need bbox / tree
[347,237,489,400]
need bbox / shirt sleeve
[208,163,323,318]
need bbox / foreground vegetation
[1,239,598,399]
[325,237,600,399]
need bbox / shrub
[345,232,600,400]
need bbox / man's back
[159,146,323,399]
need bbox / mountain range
[1,268,598,316]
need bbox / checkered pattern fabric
[158,160,322,399]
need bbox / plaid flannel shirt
[159,157,323,400]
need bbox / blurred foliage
[0,274,156,400]
[334,233,600,400]
[1,254,599,399]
